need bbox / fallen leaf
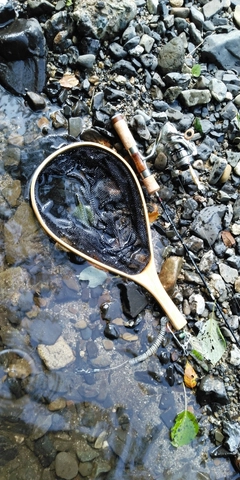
[148,204,159,223]
[184,361,198,389]
[197,315,226,366]
[59,73,79,88]
[170,410,199,447]
[221,230,236,247]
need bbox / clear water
[0,85,237,480]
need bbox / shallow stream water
[0,85,238,480]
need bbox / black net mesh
[34,145,150,274]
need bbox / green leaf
[196,316,226,366]
[191,64,201,77]
[193,117,203,134]
[170,410,199,447]
[78,266,107,288]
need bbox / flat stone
[219,263,238,284]
[37,336,75,370]
[180,89,211,107]
[191,205,227,246]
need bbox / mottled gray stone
[73,0,137,40]
[191,205,227,246]
[180,89,211,107]
[158,36,185,75]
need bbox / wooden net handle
[112,114,160,195]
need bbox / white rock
[189,293,206,315]
[234,161,240,176]
[229,344,240,366]
[231,223,240,235]
[37,336,75,370]
[219,263,238,284]
[209,273,227,302]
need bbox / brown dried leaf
[221,230,236,247]
[59,73,79,88]
[184,361,198,389]
[148,204,159,223]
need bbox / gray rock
[199,250,216,273]
[131,114,151,140]
[0,18,46,95]
[180,89,211,107]
[209,78,227,102]
[209,273,227,302]
[140,33,155,53]
[202,0,230,19]
[209,154,228,185]
[73,0,137,40]
[111,59,137,76]
[190,5,204,29]
[29,317,62,346]
[197,374,229,406]
[221,101,238,121]
[25,91,46,110]
[219,263,238,284]
[109,42,127,59]
[201,30,240,73]
[163,72,191,88]
[4,203,44,264]
[68,116,83,138]
[191,205,227,246]
[124,35,140,51]
[158,36,185,75]
[189,22,203,45]
[77,54,95,69]
[141,53,158,69]
[55,452,78,480]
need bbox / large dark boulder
[0,17,46,95]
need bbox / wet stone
[34,435,57,468]
[104,323,120,340]
[0,435,18,466]
[29,317,62,345]
[55,451,78,480]
[37,336,75,370]
[25,91,46,111]
[76,438,99,462]
[159,256,183,295]
[0,0,16,28]
[86,340,98,358]
[118,282,148,318]
[197,374,229,406]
